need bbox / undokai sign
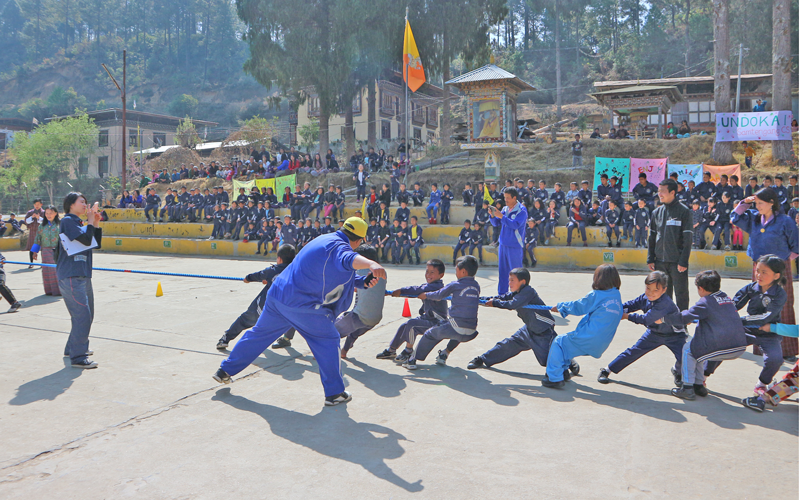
[715,111,793,142]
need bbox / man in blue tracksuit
[489,187,527,294]
[213,217,386,406]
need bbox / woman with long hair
[33,205,62,296]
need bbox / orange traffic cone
[402,298,412,318]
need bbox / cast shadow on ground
[21,294,62,308]
[404,365,520,406]
[9,358,81,405]
[343,357,407,398]
[211,388,424,493]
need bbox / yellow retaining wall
[0,237,22,251]
[99,236,752,274]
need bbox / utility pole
[734,43,743,113]
[102,49,127,189]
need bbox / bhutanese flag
[403,20,425,92]
[484,184,493,205]
[361,195,368,221]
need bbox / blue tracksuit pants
[220,299,345,397]
[453,242,468,260]
[607,330,686,374]
[497,244,523,294]
[413,321,478,361]
[545,335,583,383]
[426,203,438,220]
[480,326,555,367]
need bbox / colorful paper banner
[715,111,793,142]
[629,158,668,192]
[594,157,631,192]
[703,164,741,184]
[275,173,297,198]
[667,164,704,189]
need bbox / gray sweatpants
[59,277,95,363]
[481,326,556,367]
[413,320,478,361]
[337,311,377,351]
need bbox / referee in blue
[213,217,386,406]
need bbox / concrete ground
[0,251,796,499]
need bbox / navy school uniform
[453,227,471,260]
[474,207,490,225]
[320,223,335,235]
[426,189,442,221]
[203,194,216,219]
[232,207,249,239]
[386,224,402,262]
[566,204,588,245]
[696,205,716,246]
[773,184,789,212]
[469,227,484,262]
[578,188,593,207]
[596,183,610,201]
[534,187,549,202]
[545,208,559,239]
[675,188,691,207]
[606,293,687,375]
[406,224,424,263]
[216,190,230,206]
[634,206,650,246]
[586,206,602,227]
[393,227,409,263]
[440,189,454,223]
[715,183,734,201]
[394,206,410,223]
[177,191,191,219]
[712,200,732,247]
[212,208,228,238]
[236,193,249,205]
[411,188,425,206]
[462,188,474,206]
[144,193,161,221]
[334,192,345,220]
[160,193,176,220]
[549,190,566,211]
[412,276,481,362]
[621,208,635,239]
[608,184,624,206]
[366,224,378,245]
[479,285,556,368]
[695,180,716,202]
[190,193,204,221]
[280,223,297,247]
[256,226,272,252]
[605,208,621,240]
[524,225,538,264]
[729,184,744,204]
[243,226,259,242]
[388,279,447,352]
[376,225,392,261]
[396,189,411,206]
[632,181,658,207]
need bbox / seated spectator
[616,126,630,139]
[664,121,678,139]
[607,128,617,139]
[792,119,798,133]
[677,120,691,138]
[589,128,602,139]
[752,99,766,112]
[118,190,134,208]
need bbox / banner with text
[629,158,668,192]
[715,111,793,142]
[594,157,631,192]
[703,164,741,185]
[667,164,704,189]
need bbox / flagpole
[404,7,409,173]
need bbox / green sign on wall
[163,241,172,248]
[115,239,122,246]
[603,252,614,263]
[724,255,738,268]
[211,243,217,250]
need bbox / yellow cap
[343,217,368,238]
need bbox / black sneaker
[375,348,396,360]
[541,375,565,389]
[213,368,232,384]
[271,337,291,349]
[325,391,352,406]
[741,396,765,412]
[467,357,485,370]
[394,350,411,363]
[597,368,611,384]
[693,384,709,397]
[216,338,229,350]
[671,385,695,400]
[7,302,21,313]
[671,367,682,387]
[403,359,418,370]
[435,350,448,366]
[569,360,580,376]
[71,358,98,369]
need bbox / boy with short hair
[405,216,424,265]
[440,183,454,224]
[622,201,635,242]
[376,259,447,362]
[712,192,733,250]
[339,245,387,358]
[216,244,297,349]
[565,182,580,205]
[468,267,565,374]
[743,141,755,168]
[376,218,391,262]
[334,185,345,222]
[453,220,471,265]
[691,200,704,248]
[578,180,592,207]
[281,215,297,247]
[535,180,548,202]
[404,255,481,369]
[605,199,621,247]
[469,222,485,264]
[386,219,402,264]
[411,182,425,206]
[598,271,687,385]
[462,182,474,206]
[394,220,410,264]
[524,218,538,268]
[550,182,566,211]
[661,270,747,401]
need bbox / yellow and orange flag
[403,20,425,92]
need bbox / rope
[385,290,553,310]
[2,261,243,282]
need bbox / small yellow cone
[156,281,164,297]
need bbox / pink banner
[703,164,741,184]
[629,158,668,192]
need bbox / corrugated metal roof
[591,85,680,95]
[446,64,536,91]
[594,74,772,89]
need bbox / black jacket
[647,198,693,267]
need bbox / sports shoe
[64,350,93,358]
[340,348,349,359]
[435,350,448,366]
[394,350,411,363]
[569,360,580,376]
[7,302,21,313]
[375,348,396,360]
[467,357,485,370]
[741,396,765,412]
[723,245,731,251]
[71,358,98,369]
[271,337,291,349]
[325,391,352,406]
[213,368,231,384]
[671,385,696,400]
[563,369,572,381]
[671,367,682,387]
[597,368,611,384]
[216,338,229,350]
[541,375,565,389]
[403,359,418,370]
[693,384,709,397]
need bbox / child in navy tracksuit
[597,271,687,386]
[468,268,567,375]
[711,193,732,250]
[453,220,471,264]
[353,165,369,201]
[566,198,588,246]
[440,184,454,224]
[216,244,297,349]
[705,255,788,393]
[543,200,559,244]
[690,200,704,248]
[405,255,481,369]
[405,216,424,265]
[524,218,538,267]
[621,201,635,242]
[662,270,747,400]
[468,222,484,264]
[604,200,621,246]
[376,259,448,363]
[634,199,650,248]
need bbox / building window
[340,126,347,143]
[153,132,166,148]
[381,120,391,140]
[427,131,436,143]
[307,94,320,117]
[98,129,109,147]
[411,102,424,125]
[78,157,89,175]
[413,127,422,143]
[129,130,138,147]
[427,106,438,128]
[380,91,397,116]
[352,90,362,114]
[0,132,6,150]
[98,156,109,178]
